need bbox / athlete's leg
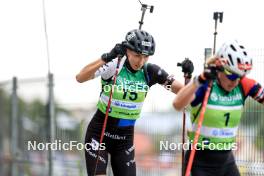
[223,152,240,176]
[107,125,135,176]
[183,150,215,176]
[191,163,240,176]
[85,133,108,176]
[111,145,136,176]
[84,120,108,175]
[183,160,216,176]
[192,165,229,176]
[223,162,240,176]
[84,111,110,176]
[184,149,228,176]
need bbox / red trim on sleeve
[240,76,257,96]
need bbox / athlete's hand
[178,58,194,77]
[101,43,126,63]
[197,57,226,84]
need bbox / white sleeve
[94,57,126,80]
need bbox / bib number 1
[224,112,230,126]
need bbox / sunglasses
[223,69,241,81]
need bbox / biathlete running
[76,29,194,176]
[173,40,264,176]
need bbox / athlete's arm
[76,57,126,83]
[76,58,106,83]
[240,76,264,104]
[173,60,223,110]
[173,79,199,111]
[146,63,184,93]
[170,79,184,94]
[76,43,126,83]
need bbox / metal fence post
[47,73,55,176]
[11,77,18,176]
[0,86,3,175]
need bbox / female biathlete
[76,29,194,176]
[173,40,264,176]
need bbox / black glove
[101,43,126,63]
[197,64,224,84]
[182,58,194,75]
[177,58,194,78]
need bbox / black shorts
[84,110,136,176]
[184,148,240,176]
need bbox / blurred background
[1,0,264,175]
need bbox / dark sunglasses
[223,69,241,81]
